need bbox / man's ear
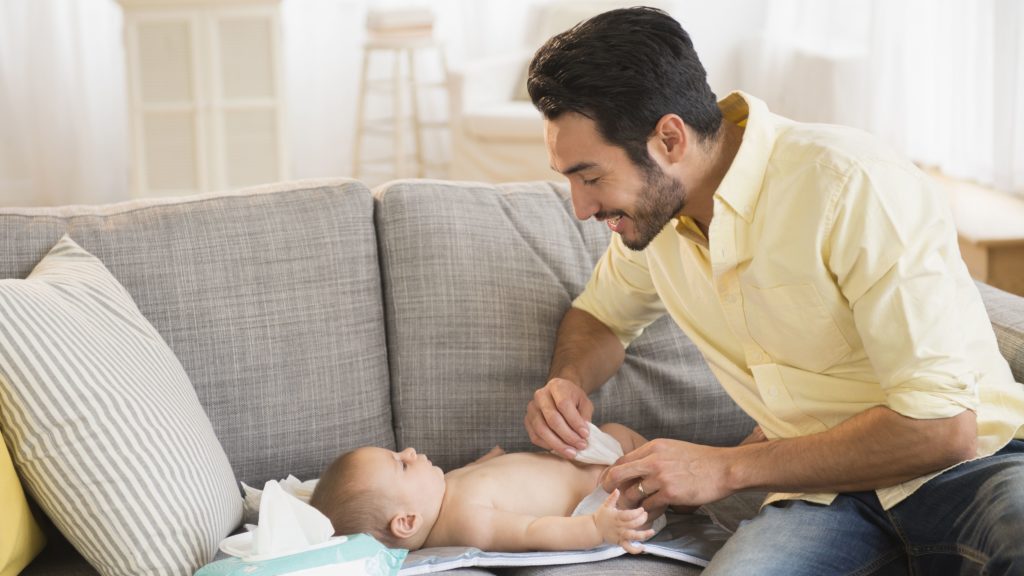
[648,114,688,163]
[389,512,422,540]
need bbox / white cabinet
[120,0,287,197]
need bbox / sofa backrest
[374,179,756,470]
[0,179,394,486]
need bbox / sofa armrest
[977,281,1024,383]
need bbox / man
[523,6,1024,575]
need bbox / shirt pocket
[741,283,852,373]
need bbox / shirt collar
[674,216,709,248]
[708,91,777,223]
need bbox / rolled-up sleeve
[826,161,979,419]
[572,233,667,349]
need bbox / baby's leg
[470,445,505,465]
[598,423,647,454]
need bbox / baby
[309,423,657,554]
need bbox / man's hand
[600,409,978,516]
[528,308,624,458]
[602,439,737,510]
[602,428,764,512]
[593,489,656,554]
[524,377,594,459]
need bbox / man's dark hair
[527,6,722,170]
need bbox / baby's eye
[402,461,408,470]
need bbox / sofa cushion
[0,235,241,575]
[374,180,755,470]
[0,179,395,487]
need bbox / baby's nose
[401,447,417,459]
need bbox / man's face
[544,112,686,251]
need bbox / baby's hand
[594,489,657,554]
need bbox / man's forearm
[727,406,978,494]
[548,307,625,393]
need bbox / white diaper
[571,424,666,535]
[572,422,624,465]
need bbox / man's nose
[569,184,599,221]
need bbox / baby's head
[310,446,446,550]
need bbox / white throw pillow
[0,235,242,576]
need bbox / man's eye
[583,177,599,186]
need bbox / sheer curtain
[0,0,129,206]
[993,0,1024,195]
[744,0,1024,197]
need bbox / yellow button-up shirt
[573,91,1024,510]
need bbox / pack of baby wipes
[194,480,405,576]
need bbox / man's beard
[621,166,686,251]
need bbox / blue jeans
[703,440,1024,575]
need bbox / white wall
[672,0,767,99]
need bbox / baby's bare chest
[447,452,603,517]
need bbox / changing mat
[400,512,730,574]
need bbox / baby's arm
[460,490,654,554]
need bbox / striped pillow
[0,235,242,576]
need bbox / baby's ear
[389,512,422,539]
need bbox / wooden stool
[352,32,449,181]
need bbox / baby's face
[356,447,446,511]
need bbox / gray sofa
[5,178,1023,576]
